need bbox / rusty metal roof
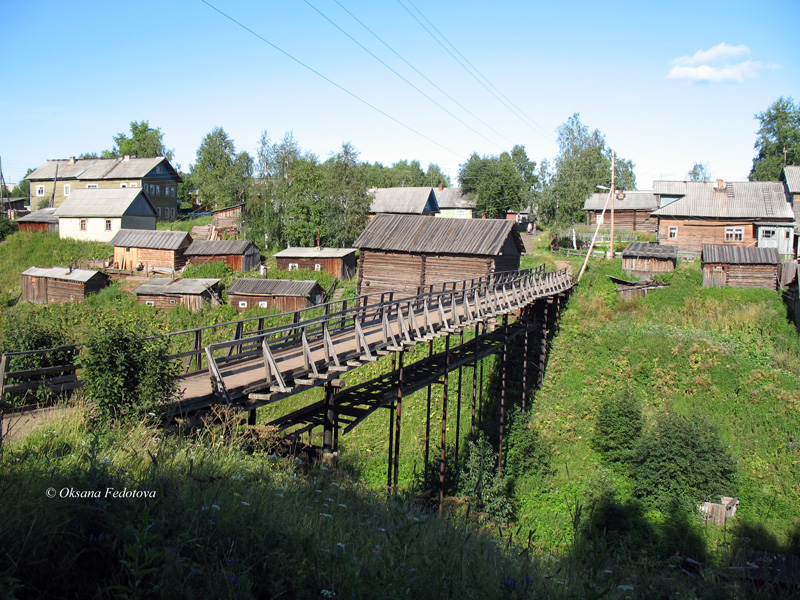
[184,240,260,256]
[353,214,525,255]
[228,278,321,297]
[369,187,439,214]
[22,266,108,283]
[583,190,658,211]
[652,181,793,219]
[622,242,678,260]
[109,229,191,250]
[273,247,356,259]
[132,278,221,295]
[701,245,779,265]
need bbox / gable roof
[53,188,158,218]
[434,187,475,210]
[621,242,678,260]
[273,247,356,259]
[22,266,108,283]
[369,187,439,214]
[584,190,658,211]
[781,166,800,193]
[701,245,779,265]
[26,156,181,182]
[184,240,259,256]
[109,229,191,250]
[132,278,220,295]
[354,213,525,255]
[652,181,793,219]
[17,207,59,224]
[228,278,321,297]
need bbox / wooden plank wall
[424,255,491,284]
[659,219,757,254]
[228,293,310,314]
[137,294,209,311]
[623,257,676,278]
[276,256,355,279]
[114,247,185,270]
[359,251,423,296]
[703,264,778,290]
[588,210,658,232]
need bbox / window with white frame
[80,219,87,231]
[725,227,744,242]
[120,183,128,188]
[314,264,321,271]
[258,301,268,308]
[668,226,678,239]
[157,207,162,217]
[145,300,155,306]
[288,263,299,271]
[86,184,98,189]
[105,220,111,231]
[63,184,71,196]
[156,185,161,196]
[238,301,248,308]
[36,185,45,196]
[761,228,775,239]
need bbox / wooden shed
[21,266,110,304]
[16,207,59,233]
[132,278,221,311]
[211,203,245,236]
[621,243,677,279]
[273,247,357,280]
[584,191,659,232]
[227,278,324,313]
[353,214,525,297]
[701,245,780,290]
[109,229,192,272]
[183,240,261,272]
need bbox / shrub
[457,433,513,522]
[79,322,180,422]
[591,389,642,464]
[504,408,554,483]
[632,411,737,504]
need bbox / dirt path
[1,405,75,445]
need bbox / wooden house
[369,187,439,217]
[16,207,59,233]
[353,214,525,297]
[780,166,800,258]
[54,188,157,242]
[183,240,261,272]
[434,186,475,219]
[652,180,795,258]
[583,190,659,232]
[25,155,182,219]
[211,203,245,236]
[227,278,324,313]
[109,229,192,272]
[21,266,110,304]
[701,245,780,290]
[273,247,357,279]
[621,243,677,278]
[132,278,221,311]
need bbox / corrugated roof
[53,188,158,218]
[273,247,356,259]
[782,166,800,193]
[22,266,107,282]
[26,156,181,182]
[434,187,475,210]
[621,242,678,260]
[653,180,691,196]
[652,181,793,219]
[583,190,658,211]
[701,245,779,265]
[16,207,59,223]
[369,187,439,214]
[353,214,525,255]
[228,278,321,297]
[132,278,220,295]
[184,240,259,256]
[109,229,191,250]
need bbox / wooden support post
[522,307,529,414]
[498,313,509,475]
[387,398,395,491]
[538,299,551,387]
[392,348,405,496]
[322,380,341,467]
[455,329,463,462]
[424,339,433,477]
[248,408,257,426]
[439,333,450,515]
[471,322,479,440]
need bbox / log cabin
[21,266,110,304]
[183,240,261,272]
[583,190,659,232]
[16,207,59,233]
[109,229,192,272]
[273,247,357,279]
[701,245,780,290]
[132,278,221,311]
[621,243,677,279]
[227,278,324,313]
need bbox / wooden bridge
[1,266,575,492]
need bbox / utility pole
[609,151,616,260]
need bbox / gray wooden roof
[369,187,439,214]
[53,188,158,218]
[109,229,191,250]
[652,181,793,219]
[273,247,356,259]
[781,166,800,194]
[184,240,259,256]
[434,187,475,210]
[16,207,59,224]
[228,278,321,297]
[621,242,678,260]
[583,190,658,211]
[354,214,525,255]
[701,245,779,265]
[26,156,181,182]
[22,266,108,283]
[133,278,221,295]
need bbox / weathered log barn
[368,187,439,217]
[211,203,245,236]
[273,247,357,279]
[621,242,677,278]
[183,240,261,272]
[701,245,780,290]
[16,207,59,233]
[227,278,324,313]
[353,214,525,297]
[21,266,110,304]
[583,190,659,232]
[652,180,795,258]
[132,278,221,311]
[109,229,192,272]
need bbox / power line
[199,0,465,161]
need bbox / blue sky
[2,0,798,190]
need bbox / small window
[288,263,299,271]
[238,301,248,308]
[156,207,162,217]
[69,295,75,300]
[314,264,321,271]
[725,227,744,242]
[169,299,176,305]
[668,226,678,239]
[258,301,268,308]
[125,247,131,252]
[104,219,111,231]
[86,184,98,189]
[36,185,45,196]
[156,185,161,196]
[761,229,775,239]
[145,300,155,306]
[130,182,137,188]
[80,219,87,231]
[63,184,71,196]
[120,183,128,188]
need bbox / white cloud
[667,43,779,83]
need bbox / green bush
[504,409,554,483]
[456,433,513,523]
[591,389,642,464]
[632,411,737,504]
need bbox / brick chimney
[716,179,726,190]
[69,157,76,165]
